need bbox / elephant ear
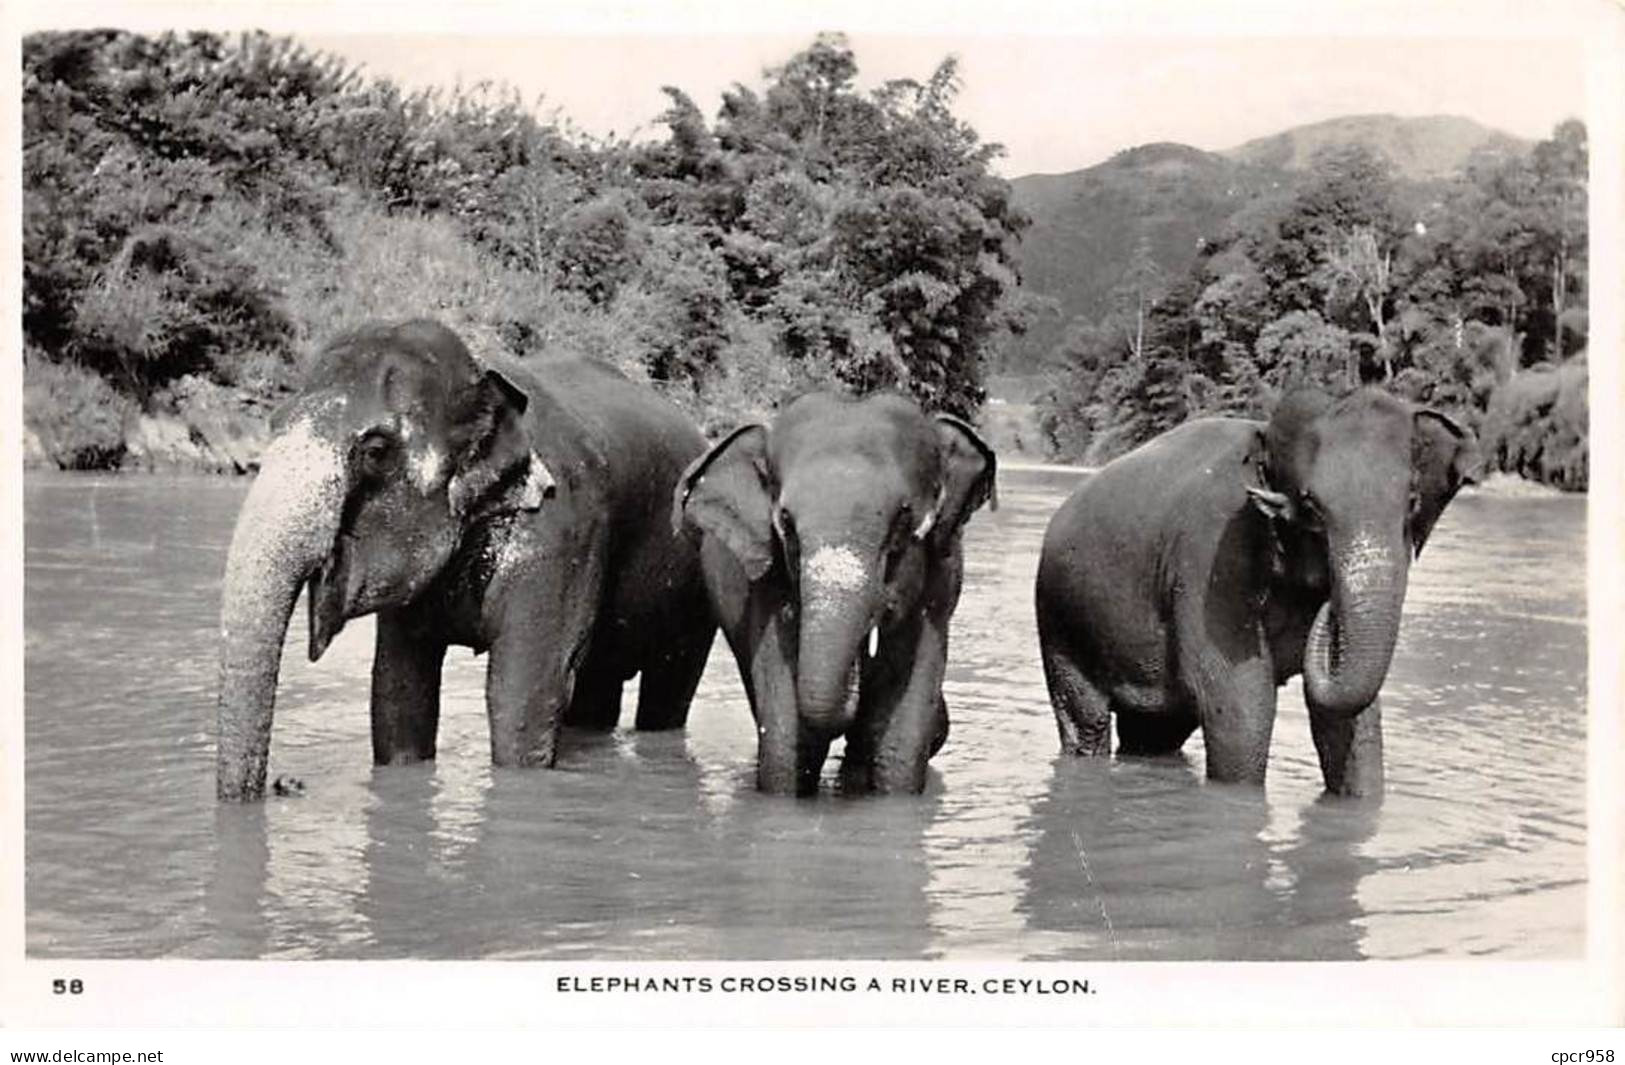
[673,424,776,581]
[1245,430,1299,524]
[1249,395,1338,528]
[448,368,544,520]
[920,414,997,542]
[1409,408,1478,557]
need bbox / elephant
[673,392,997,796]
[215,319,716,800]
[1035,387,1476,797]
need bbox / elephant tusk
[912,483,947,540]
[520,452,556,509]
[868,626,880,659]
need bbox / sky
[11,0,1598,176]
[297,24,1589,177]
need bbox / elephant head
[216,320,554,800]
[675,393,996,739]
[1245,388,1476,716]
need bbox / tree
[1108,234,1168,362]
[1320,225,1395,378]
[1254,310,1356,396]
[1034,120,1588,489]
[698,33,1026,416]
[1530,119,1587,358]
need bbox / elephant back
[491,354,706,504]
[1058,417,1262,543]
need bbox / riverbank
[19,360,1578,500]
[1465,472,1572,498]
[22,375,272,475]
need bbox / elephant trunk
[795,542,879,735]
[216,415,347,801]
[1302,524,1409,716]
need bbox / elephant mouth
[306,542,355,662]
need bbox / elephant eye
[355,430,399,479]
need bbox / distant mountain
[1223,113,1528,181]
[1006,143,1287,374]
[1001,114,1530,377]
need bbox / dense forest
[22,30,1588,490]
[22,30,1026,469]
[1004,114,1530,375]
[1032,124,1590,490]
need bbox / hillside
[1223,113,1529,180]
[1007,143,1288,373]
[1002,114,1531,376]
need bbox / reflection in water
[25,470,1586,959]
[348,729,942,959]
[1275,795,1383,959]
[1017,760,1383,960]
[204,806,270,957]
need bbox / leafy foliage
[23,352,135,469]
[23,30,1026,468]
[1479,355,1588,491]
[1036,128,1589,488]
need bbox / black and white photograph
[3,0,1621,1038]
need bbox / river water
[23,468,1587,960]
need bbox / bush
[70,223,297,398]
[1254,310,1356,397]
[553,194,646,305]
[23,355,134,469]
[281,198,570,368]
[1480,355,1588,491]
[24,30,1028,467]
[675,317,800,437]
[1034,364,1110,463]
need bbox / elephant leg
[844,690,945,789]
[564,653,623,732]
[758,704,831,795]
[756,717,835,795]
[486,633,582,767]
[633,625,716,731]
[485,593,596,767]
[928,693,949,758]
[1176,578,1277,784]
[1041,646,1111,757]
[735,595,816,795]
[1115,709,1199,756]
[371,607,447,765]
[1309,696,1385,798]
[1193,664,1277,785]
[844,611,949,795]
[792,726,835,795]
[485,526,603,767]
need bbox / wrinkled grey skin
[1035,388,1476,797]
[216,319,714,800]
[674,393,996,796]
